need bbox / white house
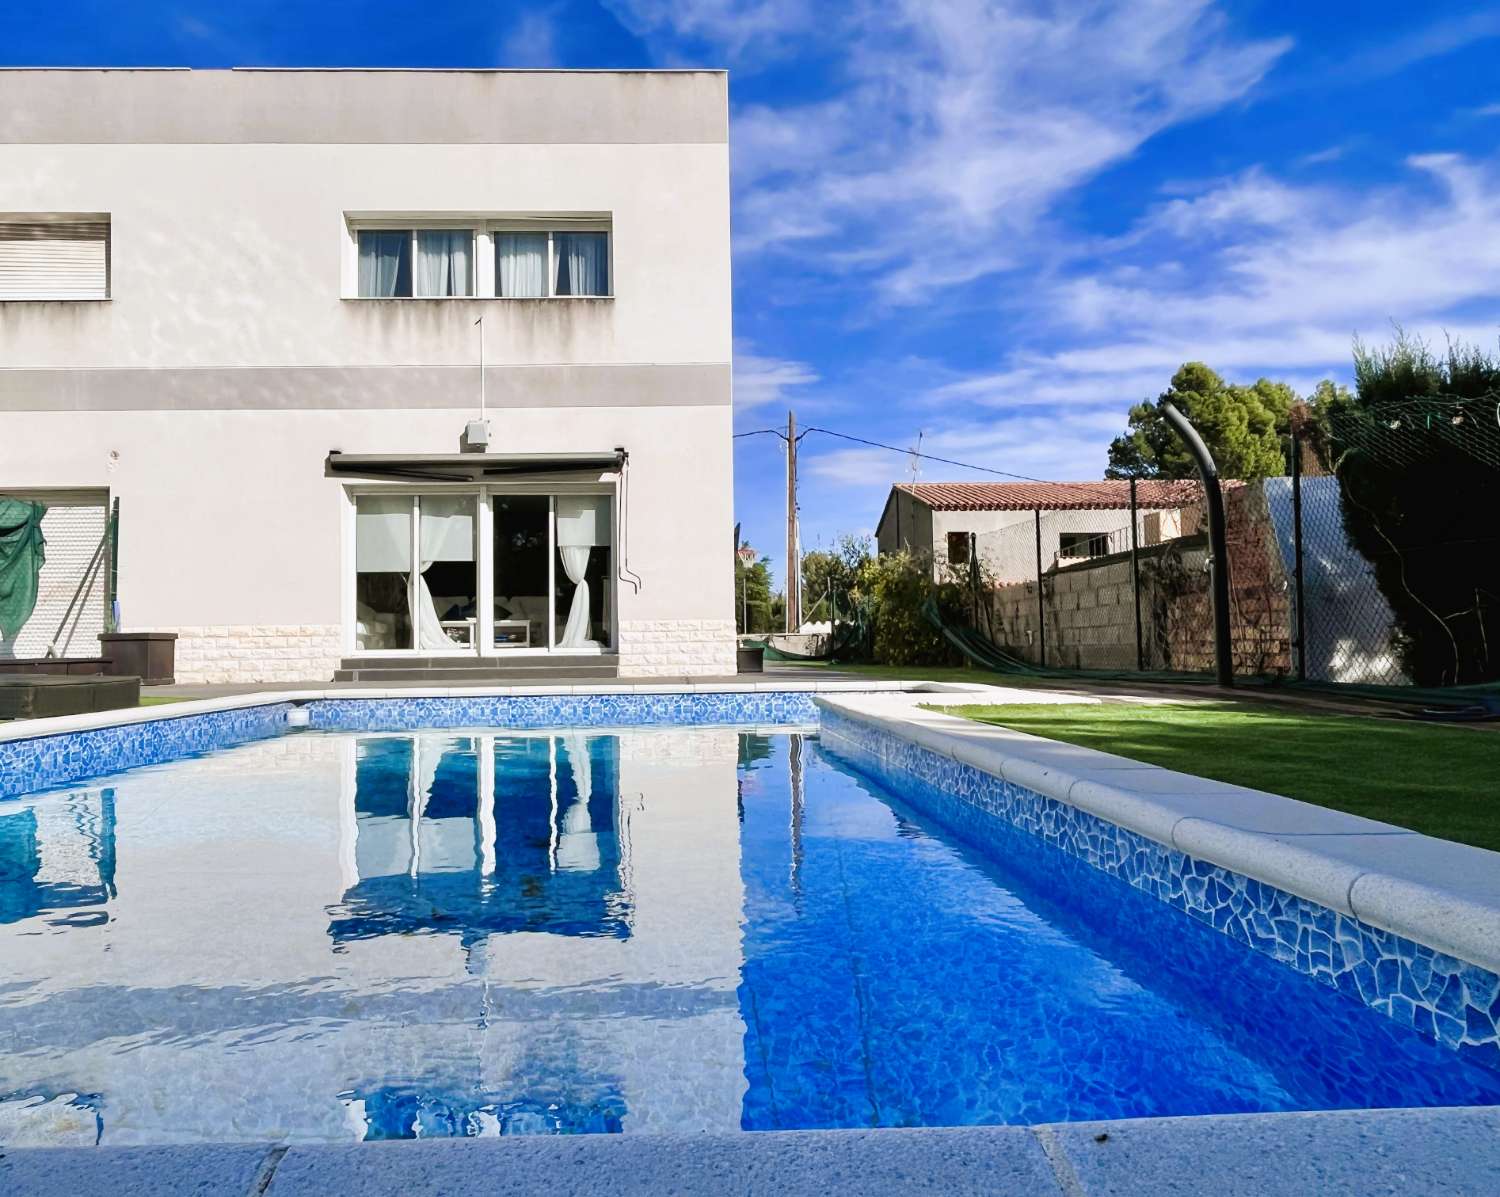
[875,481,1198,583]
[0,68,736,682]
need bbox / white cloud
[501,8,560,67]
[732,344,819,415]
[615,0,1290,306]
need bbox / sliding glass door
[351,488,613,656]
[554,495,612,649]
[491,495,549,650]
[352,494,477,654]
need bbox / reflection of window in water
[329,734,630,946]
[0,788,116,926]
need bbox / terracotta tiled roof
[891,480,1206,512]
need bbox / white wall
[0,71,735,676]
[0,405,733,638]
[0,141,730,371]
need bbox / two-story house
[0,68,736,683]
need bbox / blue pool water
[0,727,1496,1144]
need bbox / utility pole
[785,409,801,632]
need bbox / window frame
[343,215,612,301]
[0,213,112,302]
[353,222,477,299]
[1057,530,1110,560]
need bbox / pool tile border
[0,702,296,799]
[816,702,1500,1072]
[0,688,833,799]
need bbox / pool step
[332,655,620,683]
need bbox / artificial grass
[935,702,1500,853]
[138,695,192,706]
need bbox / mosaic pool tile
[816,705,1500,1073]
[306,692,820,732]
[0,704,296,801]
[1,693,821,802]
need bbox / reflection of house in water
[330,735,631,949]
[0,788,116,925]
[0,729,747,1145]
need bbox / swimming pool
[2,720,1498,1145]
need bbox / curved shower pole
[1159,402,1234,688]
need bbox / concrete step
[332,655,619,684]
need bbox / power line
[734,419,1166,505]
[802,427,1050,484]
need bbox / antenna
[908,430,924,482]
[475,315,486,420]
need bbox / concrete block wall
[989,484,1291,677]
[618,619,738,677]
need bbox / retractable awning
[325,449,626,484]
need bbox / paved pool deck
[4,1106,1499,1195]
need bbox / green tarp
[0,498,46,644]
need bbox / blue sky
[11,2,1500,582]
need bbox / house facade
[0,68,736,682]
[875,481,1198,583]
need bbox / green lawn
[934,702,1500,852]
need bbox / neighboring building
[0,68,735,681]
[875,481,1200,582]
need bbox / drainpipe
[1160,402,1233,687]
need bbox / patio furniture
[493,619,531,648]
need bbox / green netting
[0,498,46,643]
[1327,392,1500,472]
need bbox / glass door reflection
[331,732,629,947]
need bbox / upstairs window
[348,217,610,299]
[496,229,610,298]
[357,229,474,297]
[0,215,110,300]
[553,232,609,296]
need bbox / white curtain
[415,230,472,297]
[555,232,608,296]
[357,231,409,297]
[558,546,593,647]
[555,734,599,872]
[411,497,475,651]
[496,233,547,297]
[555,496,607,648]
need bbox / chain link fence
[967,414,1500,693]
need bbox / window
[0,215,110,300]
[946,531,971,565]
[348,217,612,300]
[1058,531,1109,559]
[356,229,474,297]
[1143,512,1162,546]
[496,229,610,298]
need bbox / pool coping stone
[3,1106,1497,1195]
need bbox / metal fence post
[1291,429,1307,682]
[1129,477,1144,671]
[107,496,121,633]
[1160,402,1233,687]
[1033,508,1046,667]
